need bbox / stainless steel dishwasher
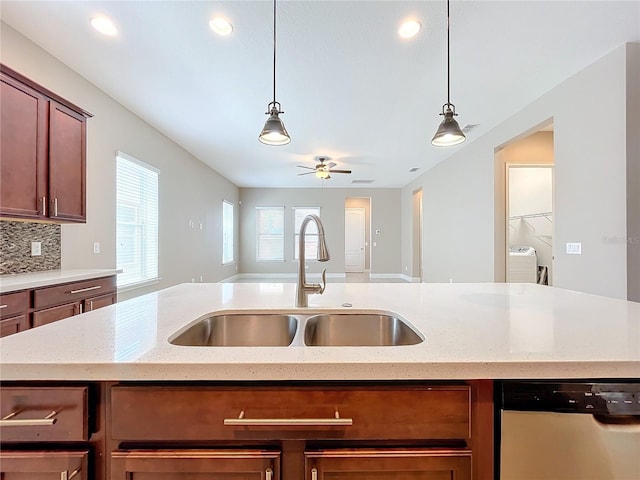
[498,381,640,480]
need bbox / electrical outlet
[31,241,41,256]
[93,242,101,254]
[566,242,582,255]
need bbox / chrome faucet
[296,214,330,307]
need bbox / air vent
[352,179,374,184]
[409,167,420,173]
[462,124,479,133]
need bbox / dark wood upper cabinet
[0,64,91,223]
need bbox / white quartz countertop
[0,268,120,293]
[1,282,638,381]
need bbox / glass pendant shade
[259,104,291,146]
[431,105,466,147]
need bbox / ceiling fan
[297,157,352,179]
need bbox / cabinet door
[0,450,88,480]
[84,292,117,312]
[111,450,280,480]
[48,101,86,222]
[32,302,80,328]
[305,449,472,480]
[0,72,48,219]
[0,314,29,337]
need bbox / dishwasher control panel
[501,381,640,415]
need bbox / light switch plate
[566,242,582,254]
[93,242,101,254]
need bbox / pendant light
[431,0,465,147]
[258,0,291,146]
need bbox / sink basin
[169,313,298,347]
[304,313,423,346]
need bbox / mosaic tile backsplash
[0,221,61,274]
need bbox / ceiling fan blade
[297,165,315,170]
[327,162,337,169]
[328,169,352,174]
[297,172,315,176]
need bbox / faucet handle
[319,269,327,294]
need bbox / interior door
[345,208,365,273]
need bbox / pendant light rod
[446,0,451,106]
[272,0,277,103]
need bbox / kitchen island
[1,282,638,480]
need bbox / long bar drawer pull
[265,468,273,480]
[61,468,80,480]
[69,285,102,294]
[1,409,58,426]
[224,410,353,426]
[0,304,7,309]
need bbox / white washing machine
[508,246,537,283]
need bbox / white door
[345,208,365,273]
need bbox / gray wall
[239,188,401,276]
[401,43,638,300]
[1,23,240,300]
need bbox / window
[256,207,284,262]
[222,201,234,264]
[293,207,321,260]
[116,152,159,288]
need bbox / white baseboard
[400,274,421,283]
[221,272,347,282]
[369,273,405,280]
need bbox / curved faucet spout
[296,214,330,307]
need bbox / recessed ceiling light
[209,17,233,36]
[398,19,421,39]
[91,15,118,37]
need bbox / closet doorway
[507,165,554,285]
[495,123,554,285]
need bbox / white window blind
[116,152,159,288]
[293,207,320,260]
[256,207,284,262]
[222,200,234,264]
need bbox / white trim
[220,273,347,282]
[116,151,160,174]
[220,273,241,283]
[400,274,421,283]
[117,277,161,293]
[369,273,406,280]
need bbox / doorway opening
[412,188,423,282]
[345,198,371,275]
[495,121,554,285]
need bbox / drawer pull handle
[42,196,47,216]
[224,409,353,426]
[53,198,58,217]
[0,409,58,426]
[69,285,102,294]
[0,304,7,309]
[311,468,318,480]
[266,467,273,480]
[61,468,80,480]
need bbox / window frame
[256,206,285,262]
[116,151,160,291]
[293,207,321,261]
[222,200,235,265]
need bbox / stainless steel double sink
[169,311,423,347]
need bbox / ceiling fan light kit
[431,0,466,147]
[297,157,352,180]
[258,0,291,146]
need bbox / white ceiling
[1,1,639,188]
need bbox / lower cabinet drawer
[111,385,471,441]
[0,314,29,337]
[32,302,80,328]
[111,449,280,480]
[33,276,116,310]
[305,448,472,480]
[0,449,88,480]
[0,387,89,442]
[0,290,28,318]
